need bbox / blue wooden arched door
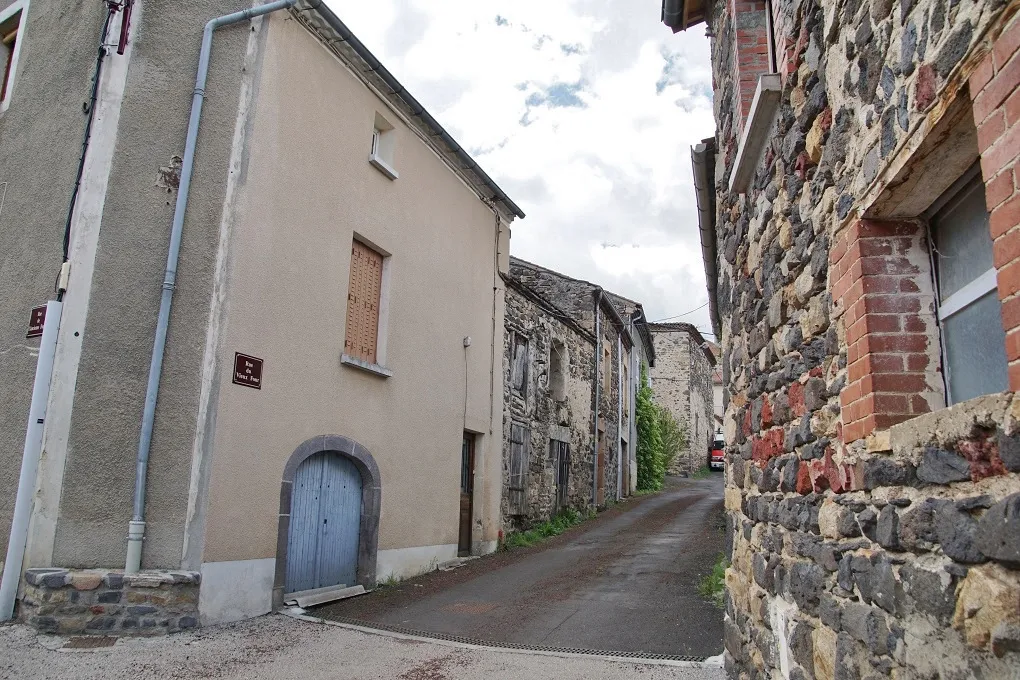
[285,452,362,593]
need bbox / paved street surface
[0,614,722,679]
[318,474,727,658]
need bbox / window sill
[369,153,399,180]
[728,74,782,194]
[341,354,393,378]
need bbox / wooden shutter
[508,424,530,515]
[345,240,384,364]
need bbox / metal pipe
[616,332,623,500]
[692,139,720,338]
[1,301,62,619]
[127,0,297,574]
[592,290,602,507]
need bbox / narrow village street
[316,474,726,658]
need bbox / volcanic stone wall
[708,0,1020,677]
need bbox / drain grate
[63,636,118,650]
[313,614,707,662]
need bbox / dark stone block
[998,432,1020,473]
[97,591,121,604]
[975,493,1020,568]
[863,457,916,490]
[876,506,899,550]
[935,503,986,564]
[788,562,825,614]
[790,621,815,673]
[128,605,158,616]
[104,573,124,590]
[179,616,198,629]
[900,499,941,550]
[781,458,800,493]
[42,572,69,589]
[916,447,970,485]
[841,603,889,654]
[900,21,917,76]
[889,497,911,507]
[32,616,59,633]
[936,20,974,79]
[900,563,957,624]
[86,616,117,631]
[724,620,745,662]
[753,553,776,593]
[956,495,994,511]
[857,508,877,541]
[853,554,900,615]
[880,106,897,158]
[836,194,854,220]
[835,632,865,680]
[820,593,842,629]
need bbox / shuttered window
[345,240,384,364]
[508,423,530,515]
[511,333,529,397]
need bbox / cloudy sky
[325,0,716,337]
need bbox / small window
[511,333,529,397]
[508,423,530,515]
[344,239,385,365]
[1,7,23,106]
[929,167,1009,404]
[549,340,567,402]
[368,112,398,180]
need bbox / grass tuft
[502,507,590,551]
[698,553,729,609]
[691,465,713,479]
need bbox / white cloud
[325,0,717,337]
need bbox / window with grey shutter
[511,333,529,397]
[508,423,530,515]
[929,167,1009,404]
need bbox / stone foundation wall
[725,394,1020,678]
[20,568,199,635]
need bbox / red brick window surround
[730,0,775,128]
[830,220,942,444]
[969,11,1020,390]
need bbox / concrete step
[284,584,366,608]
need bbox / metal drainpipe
[592,289,602,508]
[126,0,297,574]
[616,332,623,500]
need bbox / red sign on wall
[26,305,46,339]
[232,352,264,389]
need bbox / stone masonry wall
[20,568,199,635]
[706,0,1020,677]
[503,282,597,532]
[650,326,716,475]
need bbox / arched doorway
[274,435,381,606]
[285,452,362,593]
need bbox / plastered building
[0,0,521,632]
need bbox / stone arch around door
[273,435,381,608]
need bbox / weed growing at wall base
[501,508,592,550]
[691,465,712,479]
[697,553,728,609]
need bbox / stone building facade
[648,323,717,475]
[666,0,1020,677]
[502,277,597,531]
[503,258,655,530]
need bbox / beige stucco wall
[196,14,508,567]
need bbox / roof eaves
[291,1,525,220]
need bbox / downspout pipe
[592,289,602,508]
[692,138,720,338]
[0,302,62,620]
[127,0,297,574]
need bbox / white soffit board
[729,74,782,195]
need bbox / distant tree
[657,406,687,473]
[636,363,665,491]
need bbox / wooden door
[286,452,362,594]
[458,434,475,556]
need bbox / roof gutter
[299,1,525,220]
[692,138,720,339]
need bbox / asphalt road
[317,474,726,658]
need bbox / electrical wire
[57,3,115,301]
[650,301,709,323]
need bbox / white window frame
[0,0,29,113]
[368,112,398,180]
[926,164,1003,405]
